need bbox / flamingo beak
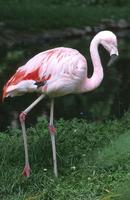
[107,54,118,67]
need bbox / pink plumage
[3,31,118,177]
[3,47,87,99]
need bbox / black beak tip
[107,54,118,67]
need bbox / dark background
[0,0,130,131]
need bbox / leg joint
[19,112,27,123]
[48,124,56,134]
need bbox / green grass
[1,113,130,199]
[96,132,130,169]
[0,0,130,32]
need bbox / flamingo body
[3,47,87,98]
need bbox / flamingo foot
[48,125,56,135]
[19,112,27,123]
[22,164,31,177]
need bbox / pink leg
[19,112,27,122]
[19,111,31,177]
[48,99,58,177]
[19,94,45,177]
[48,124,56,135]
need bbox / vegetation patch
[0,0,130,31]
[1,113,130,199]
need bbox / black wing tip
[34,81,46,88]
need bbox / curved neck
[81,37,104,92]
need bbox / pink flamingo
[3,30,118,177]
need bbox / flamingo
[3,30,118,177]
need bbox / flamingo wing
[2,50,50,98]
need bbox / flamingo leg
[19,94,45,177]
[48,98,58,177]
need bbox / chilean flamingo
[3,30,118,177]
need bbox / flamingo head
[99,31,119,66]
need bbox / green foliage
[1,0,129,6]
[6,51,24,62]
[0,113,130,199]
[95,132,130,170]
[100,178,130,200]
[0,0,130,31]
[113,179,130,200]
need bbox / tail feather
[3,80,38,100]
[2,65,51,100]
